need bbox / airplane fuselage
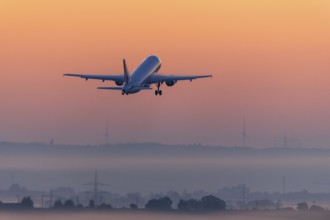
[123,55,161,94]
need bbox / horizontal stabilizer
[97,87,123,90]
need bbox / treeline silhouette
[145,195,226,212]
[0,196,326,213]
[0,195,226,212]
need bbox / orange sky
[0,0,329,147]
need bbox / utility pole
[282,176,286,195]
[93,171,98,204]
[41,195,44,208]
[242,184,246,209]
[49,189,53,208]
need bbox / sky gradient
[0,0,329,147]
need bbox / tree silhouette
[64,199,74,209]
[145,196,172,210]
[178,199,202,211]
[297,202,308,211]
[98,203,112,209]
[178,196,226,212]
[130,203,138,209]
[20,197,33,209]
[89,200,95,208]
[126,192,142,206]
[201,195,226,211]
[53,200,63,209]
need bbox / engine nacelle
[115,81,123,86]
[165,80,177,87]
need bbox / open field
[0,210,329,220]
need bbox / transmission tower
[85,171,108,205]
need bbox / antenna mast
[104,121,109,145]
[242,118,247,147]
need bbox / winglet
[123,59,130,84]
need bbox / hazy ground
[0,211,329,220]
[1,143,330,193]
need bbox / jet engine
[165,80,177,87]
[115,81,123,86]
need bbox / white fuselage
[64,54,212,96]
[122,55,161,94]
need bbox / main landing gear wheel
[155,90,163,96]
[155,82,163,96]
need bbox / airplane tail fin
[123,59,130,84]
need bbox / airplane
[64,55,212,96]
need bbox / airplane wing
[147,74,212,84]
[64,74,124,83]
[97,86,123,90]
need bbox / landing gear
[155,83,163,96]
[155,90,162,96]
